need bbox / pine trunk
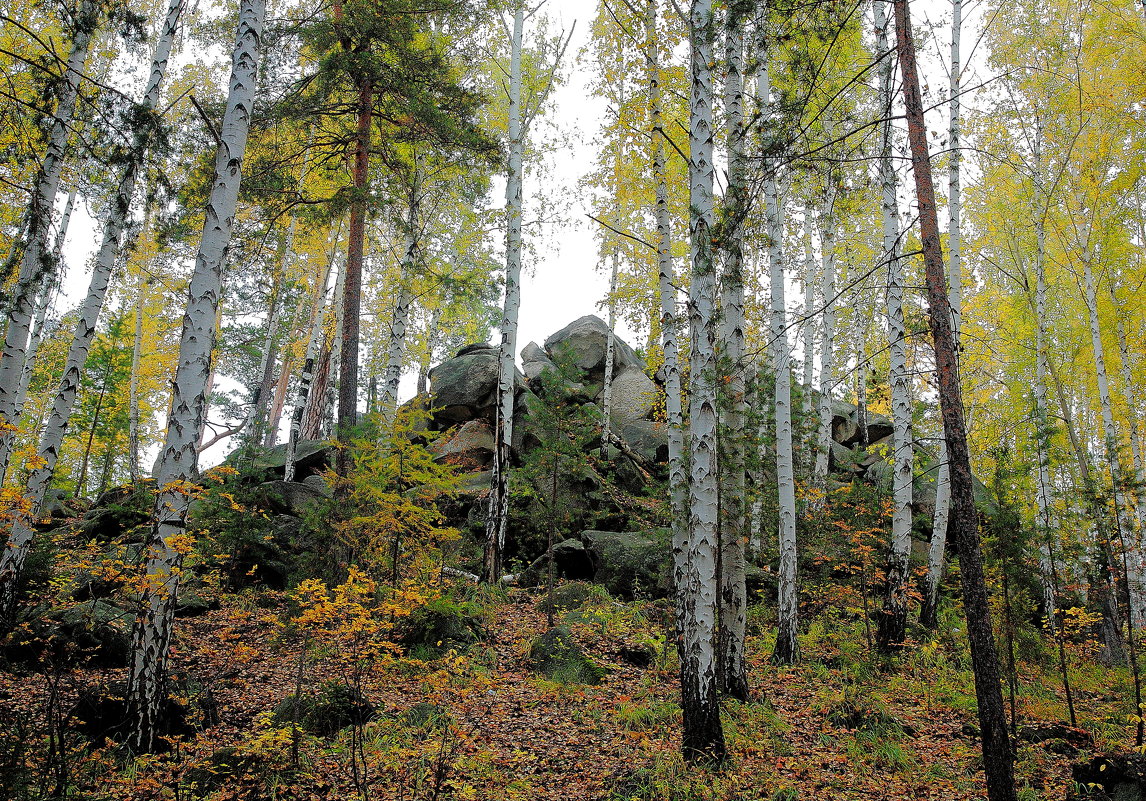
[126,0,263,751]
[893,0,1017,796]
[336,78,373,475]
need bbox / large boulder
[81,483,155,543]
[620,420,669,464]
[607,367,657,425]
[521,341,557,384]
[527,626,606,684]
[256,480,330,516]
[1069,754,1146,800]
[543,315,643,376]
[429,345,526,426]
[430,419,496,468]
[581,529,671,599]
[238,439,332,481]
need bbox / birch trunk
[1031,121,1059,631]
[1081,243,1143,625]
[812,206,836,482]
[1112,291,1146,564]
[894,0,1017,793]
[647,0,688,600]
[877,0,913,653]
[285,236,340,481]
[126,0,263,751]
[0,3,98,483]
[381,200,418,426]
[600,251,618,459]
[801,213,816,470]
[0,0,184,622]
[717,7,748,701]
[762,57,798,667]
[14,189,76,436]
[483,5,523,583]
[676,0,724,762]
[129,276,145,482]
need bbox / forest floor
[0,579,1134,801]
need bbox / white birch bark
[877,0,913,650]
[601,250,618,458]
[14,189,76,432]
[126,0,264,751]
[1031,122,1058,630]
[286,232,340,482]
[381,176,420,425]
[812,205,836,482]
[129,276,145,482]
[647,0,687,588]
[0,0,184,618]
[1081,240,1143,625]
[483,5,524,582]
[676,0,724,757]
[762,56,798,666]
[717,8,748,699]
[801,213,816,467]
[1112,292,1146,539]
[0,5,97,483]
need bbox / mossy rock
[272,682,375,737]
[535,582,606,615]
[395,598,484,659]
[527,626,607,685]
[581,529,672,599]
[3,600,132,667]
[81,483,155,543]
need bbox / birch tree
[125,0,264,750]
[0,0,99,483]
[875,0,913,654]
[0,0,185,624]
[762,53,798,667]
[717,0,748,701]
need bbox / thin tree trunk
[801,213,816,471]
[0,2,98,483]
[1081,241,1143,625]
[16,189,77,420]
[129,273,146,483]
[0,0,184,620]
[812,205,836,483]
[126,0,263,751]
[876,0,913,653]
[676,0,725,763]
[483,4,524,583]
[763,56,798,667]
[1031,119,1059,631]
[600,250,618,459]
[921,0,961,626]
[893,0,1016,796]
[717,5,748,701]
[381,189,418,425]
[648,0,688,610]
[285,233,340,481]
